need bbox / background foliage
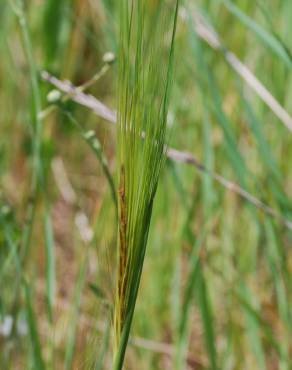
[0,0,291,369]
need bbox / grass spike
[113,0,179,368]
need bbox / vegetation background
[0,0,291,369]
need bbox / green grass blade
[221,0,292,69]
[10,0,44,261]
[202,106,215,218]
[236,289,281,355]
[44,208,55,323]
[175,232,205,370]
[0,206,21,281]
[187,16,247,186]
[239,93,292,217]
[264,220,291,366]
[240,95,282,182]
[24,282,46,370]
[196,265,217,370]
[43,0,66,67]
[238,283,267,369]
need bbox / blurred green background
[0,0,291,369]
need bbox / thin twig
[192,12,292,132]
[41,71,116,123]
[39,63,111,120]
[41,71,292,230]
[166,148,292,229]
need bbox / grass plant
[113,1,179,367]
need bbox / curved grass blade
[187,14,247,186]
[221,0,292,69]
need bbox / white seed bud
[102,52,116,64]
[47,89,62,103]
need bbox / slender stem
[61,109,118,213]
[39,63,111,120]
[10,0,43,261]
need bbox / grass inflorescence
[114,0,179,367]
